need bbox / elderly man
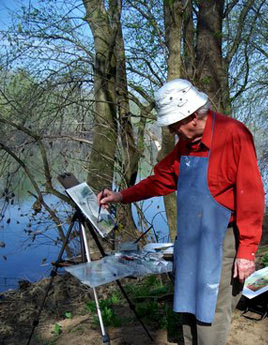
[98,79,264,345]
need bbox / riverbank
[0,271,267,345]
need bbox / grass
[85,291,122,327]
[262,252,268,266]
[84,275,181,336]
[52,323,62,336]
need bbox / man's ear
[191,112,198,125]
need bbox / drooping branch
[223,0,240,18]
[225,0,255,65]
[0,115,70,203]
[0,142,73,257]
[229,0,266,102]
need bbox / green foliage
[42,340,58,345]
[64,311,72,319]
[109,291,121,305]
[122,276,182,336]
[123,276,176,330]
[85,291,121,314]
[124,275,169,298]
[70,326,84,334]
[262,252,268,266]
[85,292,122,327]
[135,300,160,321]
[99,306,122,327]
[52,323,62,336]
[42,341,58,345]
[164,306,184,342]
[201,75,212,86]
[84,276,175,329]
[85,300,96,313]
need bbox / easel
[241,291,268,321]
[26,173,153,345]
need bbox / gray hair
[196,100,211,118]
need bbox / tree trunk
[116,19,140,188]
[115,7,144,237]
[158,0,185,241]
[83,0,147,240]
[195,0,230,112]
[83,0,119,192]
[183,0,195,79]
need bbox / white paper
[242,266,268,299]
[144,243,174,255]
[66,182,115,237]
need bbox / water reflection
[0,197,69,292]
[0,194,168,293]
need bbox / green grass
[52,323,62,336]
[84,275,180,334]
[85,291,123,327]
[262,251,268,266]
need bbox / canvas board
[66,182,116,238]
[242,266,268,299]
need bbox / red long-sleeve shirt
[121,110,264,260]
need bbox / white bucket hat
[155,79,208,127]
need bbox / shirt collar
[200,109,214,150]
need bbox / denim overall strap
[173,115,231,323]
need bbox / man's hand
[97,188,123,209]
[233,258,255,282]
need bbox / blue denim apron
[173,115,231,323]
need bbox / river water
[0,194,168,292]
[0,198,64,292]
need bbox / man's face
[168,114,197,141]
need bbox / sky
[0,0,43,30]
[0,0,19,29]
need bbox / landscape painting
[242,266,268,299]
[66,182,115,238]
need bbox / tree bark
[83,0,119,191]
[115,7,145,237]
[195,0,230,112]
[116,19,140,188]
[159,0,185,241]
[83,0,147,239]
[183,0,195,79]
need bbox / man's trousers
[181,223,244,345]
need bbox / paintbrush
[97,189,105,223]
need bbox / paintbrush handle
[97,189,105,222]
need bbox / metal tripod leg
[80,221,110,345]
[86,221,153,341]
[85,219,154,342]
[26,214,77,345]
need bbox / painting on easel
[66,182,115,238]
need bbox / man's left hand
[233,258,255,282]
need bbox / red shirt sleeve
[121,145,180,203]
[121,113,264,261]
[231,123,265,260]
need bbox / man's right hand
[97,189,123,209]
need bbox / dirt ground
[0,273,267,345]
